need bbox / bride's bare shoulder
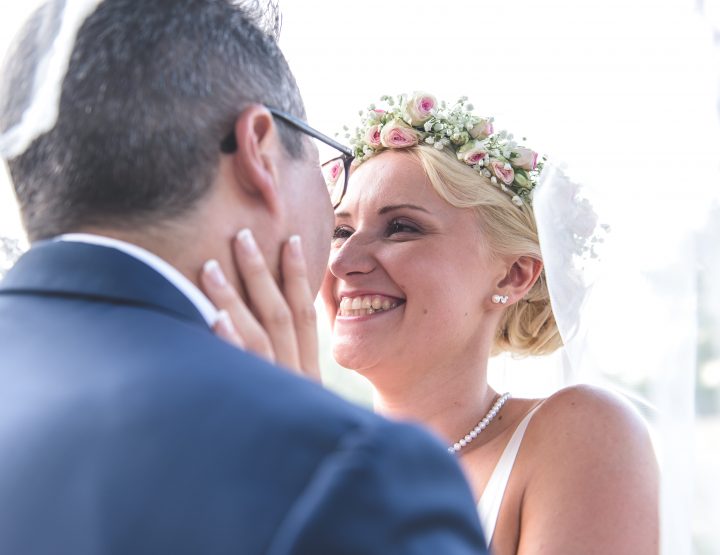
[523,383,657,481]
[512,385,659,553]
[535,384,647,429]
[528,384,652,450]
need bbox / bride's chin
[331,346,363,371]
[331,343,381,377]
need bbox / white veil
[0,0,104,159]
[526,2,720,552]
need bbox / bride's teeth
[337,295,403,317]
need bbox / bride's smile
[336,293,405,318]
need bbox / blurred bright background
[2,0,720,553]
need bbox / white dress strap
[477,403,542,546]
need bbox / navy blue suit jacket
[0,241,487,554]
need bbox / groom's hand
[200,229,321,382]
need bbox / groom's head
[1,0,333,291]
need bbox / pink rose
[365,124,382,148]
[469,118,494,140]
[512,147,538,170]
[380,119,420,148]
[457,140,489,166]
[367,109,386,123]
[404,92,437,125]
[323,159,344,187]
[489,159,515,185]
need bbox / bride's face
[320,150,506,377]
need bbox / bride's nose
[328,233,377,278]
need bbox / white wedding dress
[476,404,542,546]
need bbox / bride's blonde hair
[405,146,562,357]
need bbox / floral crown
[342,93,545,206]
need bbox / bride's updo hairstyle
[333,92,562,357]
[406,145,561,357]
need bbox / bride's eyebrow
[378,204,431,215]
[334,203,431,219]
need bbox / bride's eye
[332,225,353,244]
[386,218,420,236]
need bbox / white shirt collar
[56,233,219,327]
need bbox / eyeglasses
[220,107,354,208]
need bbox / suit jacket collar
[0,240,209,328]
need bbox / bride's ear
[496,256,543,303]
[228,104,283,216]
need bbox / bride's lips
[335,291,406,319]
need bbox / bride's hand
[200,229,321,382]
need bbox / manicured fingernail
[216,310,234,333]
[237,228,259,257]
[217,310,245,348]
[204,259,227,287]
[289,235,303,260]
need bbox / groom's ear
[229,104,284,215]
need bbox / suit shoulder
[267,417,488,555]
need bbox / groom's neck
[75,219,212,291]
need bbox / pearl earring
[491,294,509,304]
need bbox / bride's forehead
[352,151,422,179]
[336,185,458,226]
[347,160,435,200]
[343,178,437,211]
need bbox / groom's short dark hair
[1,0,305,241]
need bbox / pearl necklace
[447,392,512,454]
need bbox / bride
[202,92,659,554]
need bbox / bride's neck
[370,355,496,448]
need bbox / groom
[0,1,487,553]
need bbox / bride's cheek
[319,269,337,323]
